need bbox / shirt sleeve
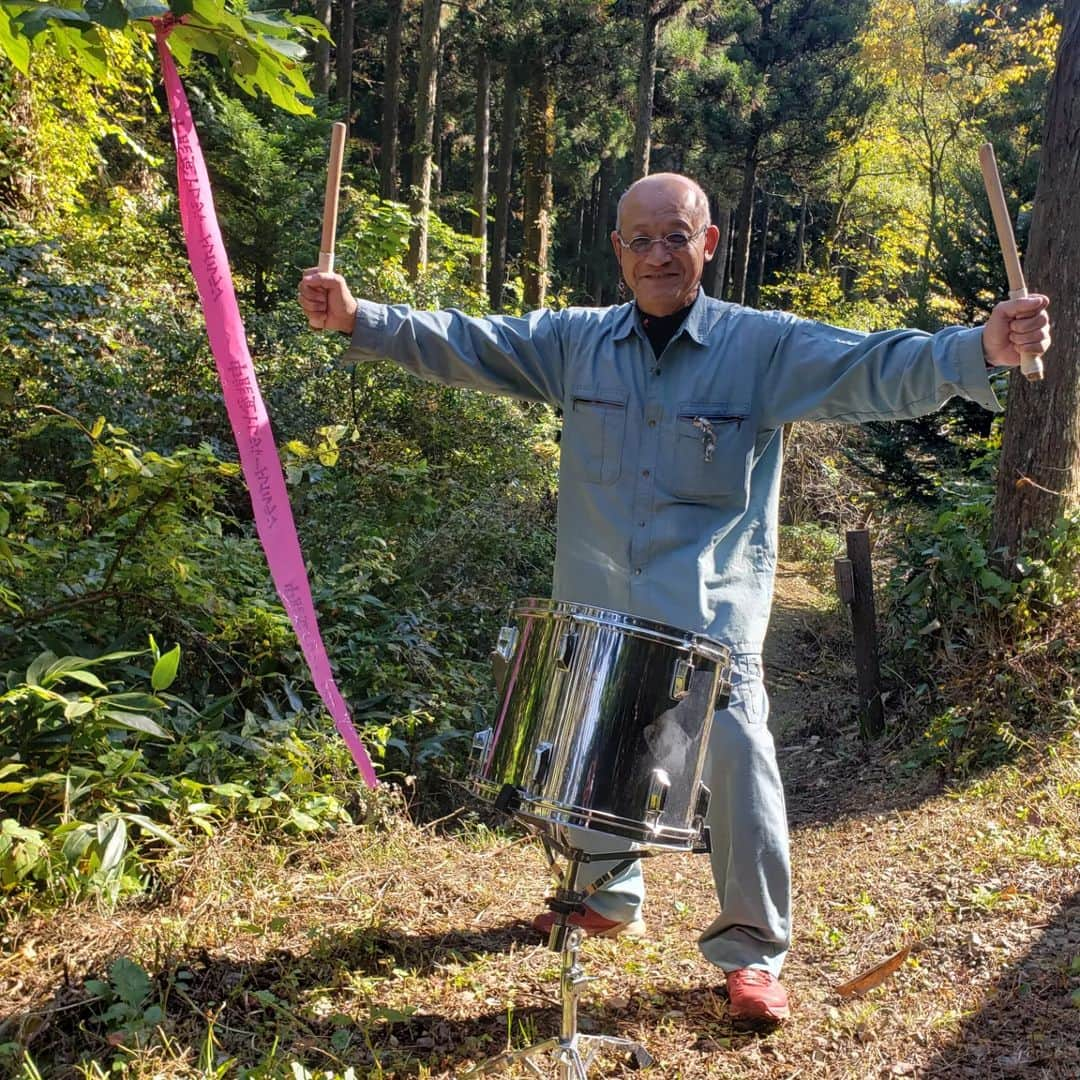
[757,314,1003,430]
[340,299,566,407]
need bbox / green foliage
[84,956,163,1049]
[887,485,1080,775]
[0,0,328,115]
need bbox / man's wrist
[336,297,358,336]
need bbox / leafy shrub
[886,484,1080,774]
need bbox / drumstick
[318,121,347,273]
[978,142,1044,382]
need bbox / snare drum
[470,599,732,850]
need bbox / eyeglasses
[617,225,707,254]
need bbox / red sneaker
[726,968,790,1023]
[531,905,647,940]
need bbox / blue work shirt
[343,289,1000,652]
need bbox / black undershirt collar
[638,300,694,359]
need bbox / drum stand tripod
[463,835,655,1079]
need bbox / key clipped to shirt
[692,416,717,463]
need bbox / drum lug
[495,625,519,661]
[644,768,671,829]
[532,741,553,787]
[670,658,695,700]
[556,629,577,670]
[691,783,712,852]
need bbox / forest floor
[3,563,1079,1079]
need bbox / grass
[2,571,1078,1078]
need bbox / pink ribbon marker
[154,23,377,788]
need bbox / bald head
[615,173,710,234]
[611,171,719,316]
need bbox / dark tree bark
[312,0,332,97]
[632,1,685,181]
[703,199,731,299]
[522,64,554,308]
[379,0,405,200]
[730,154,757,305]
[472,52,491,293]
[489,66,520,310]
[749,189,770,307]
[594,154,616,303]
[335,0,355,118]
[406,0,442,278]
[992,7,1080,558]
[794,191,808,272]
[631,9,661,180]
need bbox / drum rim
[511,597,732,664]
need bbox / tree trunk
[795,191,808,272]
[406,0,442,278]
[489,66,519,310]
[991,8,1080,558]
[434,49,446,195]
[595,154,615,303]
[313,0,332,97]
[703,199,730,299]
[749,189,769,307]
[471,53,491,293]
[379,0,405,200]
[631,10,661,181]
[335,0,355,118]
[731,155,757,305]
[522,64,554,308]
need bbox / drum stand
[463,838,655,1079]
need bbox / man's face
[611,177,720,317]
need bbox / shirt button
[634,568,642,576]
[638,521,646,527]
[642,469,650,478]
[648,419,657,428]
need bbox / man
[299,172,1051,1024]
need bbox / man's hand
[298,270,358,334]
[982,294,1051,369]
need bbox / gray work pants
[570,653,792,976]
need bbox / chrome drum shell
[470,599,732,850]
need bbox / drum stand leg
[462,857,652,1079]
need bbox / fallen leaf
[834,943,912,999]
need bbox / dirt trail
[3,565,1078,1078]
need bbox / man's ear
[702,223,721,262]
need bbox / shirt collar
[613,288,716,345]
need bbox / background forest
[1,0,1079,1072]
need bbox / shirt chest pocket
[665,402,751,503]
[567,387,628,486]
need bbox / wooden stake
[978,142,1044,382]
[838,529,884,739]
[318,122,347,273]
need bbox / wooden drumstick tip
[978,141,1044,382]
[318,121,348,274]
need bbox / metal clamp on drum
[495,625,518,661]
[532,741,553,787]
[691,783,711,852]
[670,658,694,700]
[644,769,671,831]
[555,629,577,670]
[469,727,493,772]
